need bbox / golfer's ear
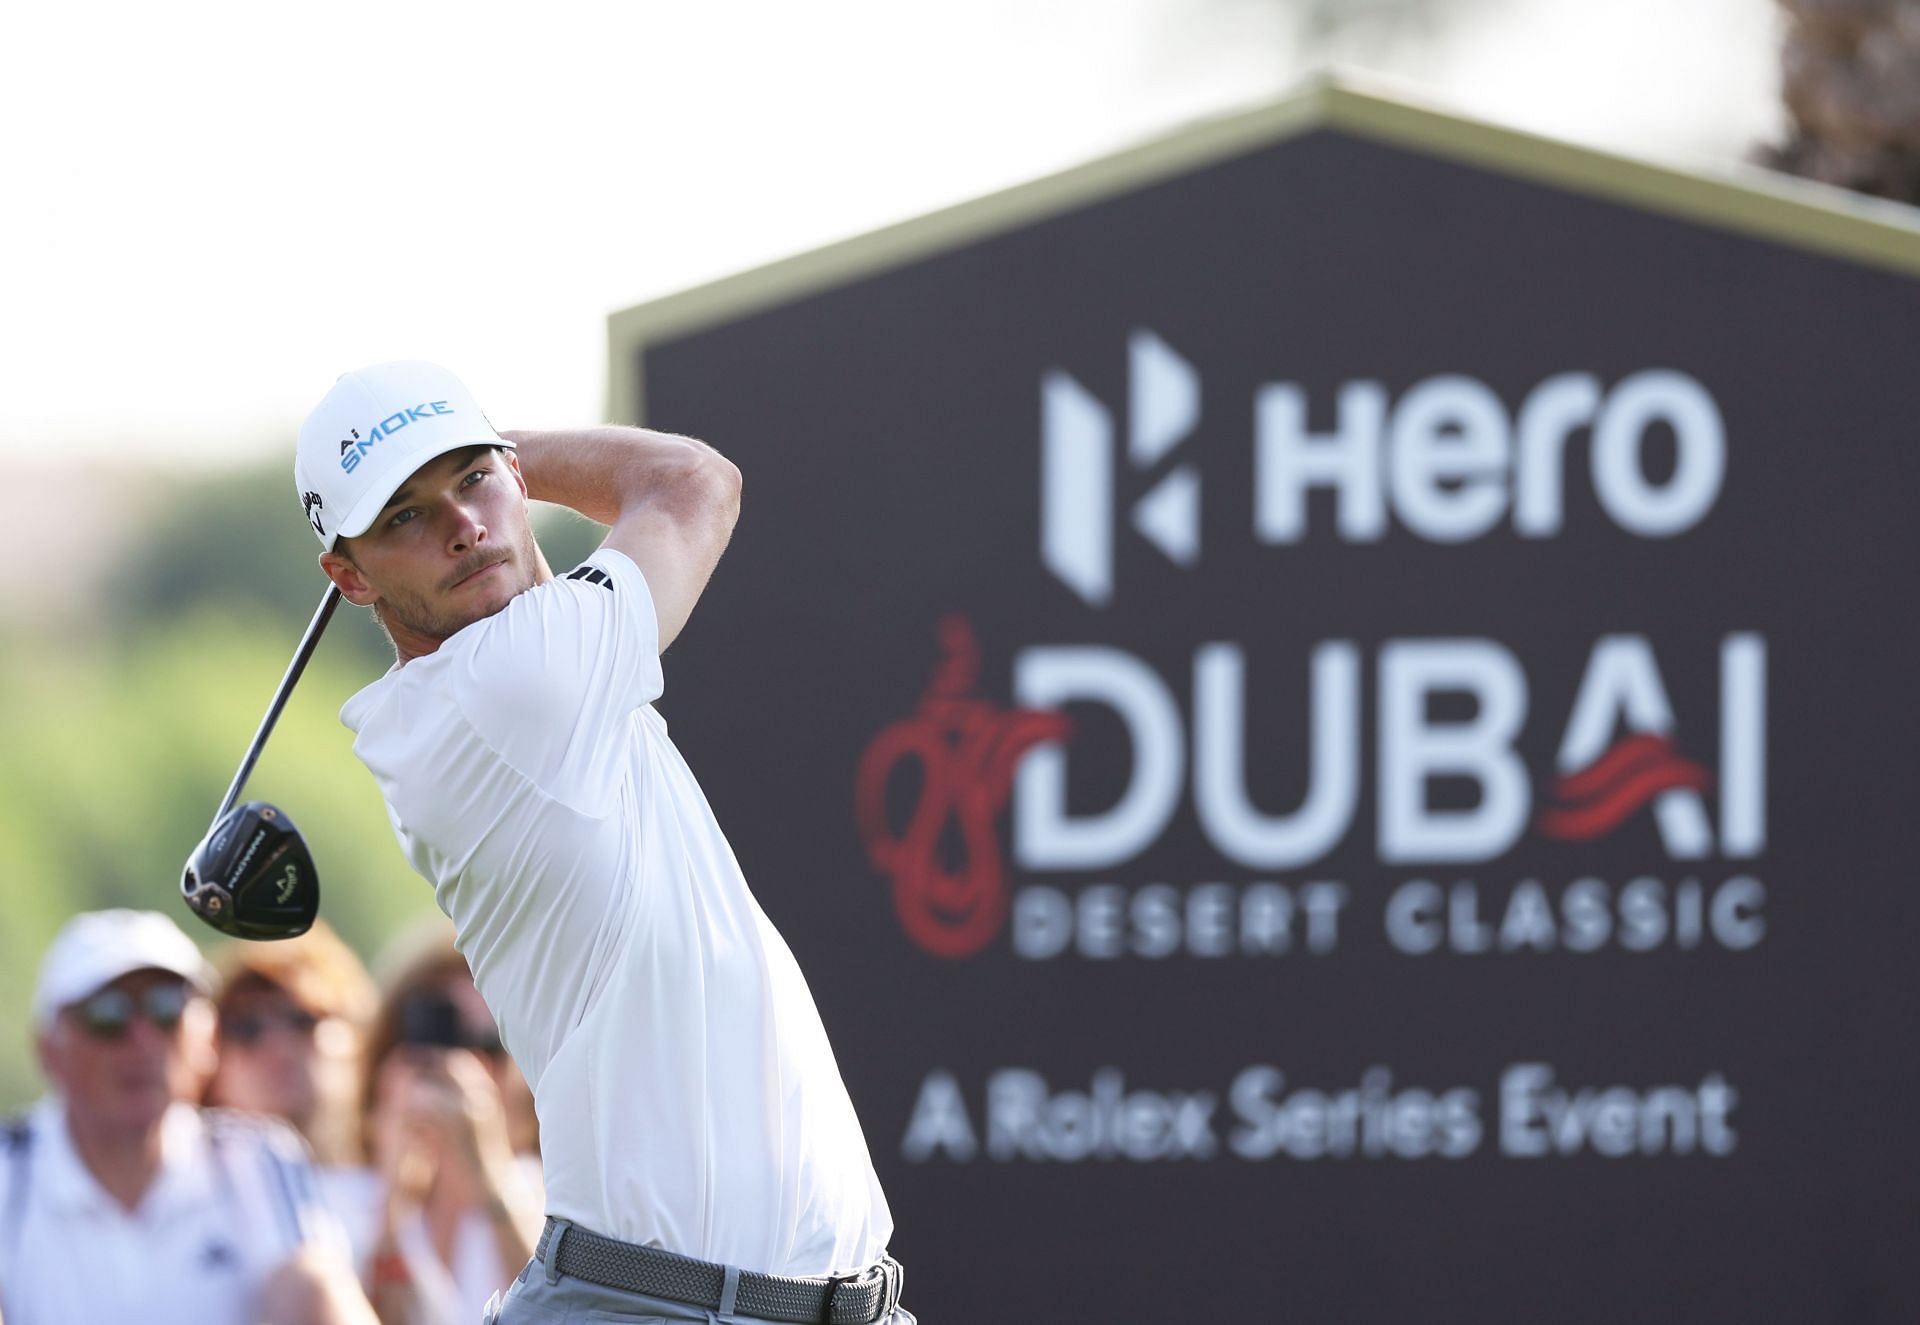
[319,550,377,607]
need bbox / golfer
[294,362,907,1324]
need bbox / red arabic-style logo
[1537,732,1711,840]
[855,617,1070,958]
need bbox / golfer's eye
[387,508,418,529]
[462,469,488,487]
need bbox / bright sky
[1,0,1782,470]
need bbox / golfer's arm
[505,427,742,651]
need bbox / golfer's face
[347,446,538,639]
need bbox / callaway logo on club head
[301,490,325,537]
[337,428,360,457]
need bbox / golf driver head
[180,800,319,940]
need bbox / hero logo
[1042,331,1202,606]
[1041,329,1725,605]
[338,400,456,474]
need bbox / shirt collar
[35,1098,216,1218]
[148,1101,217,1214]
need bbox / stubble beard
[376,528,541,643]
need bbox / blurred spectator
[345,922,541,1325]
[207,920,378,1169]
[0,909,375,1324]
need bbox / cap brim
[36,956,215,1031]
[330,435,516,548]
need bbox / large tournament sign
[607,79,1920,1321]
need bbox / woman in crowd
[207,918,383,1288]
[207,918,378,1169]
[355,921,542,1325]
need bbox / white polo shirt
[0,1099,344,1324]
[341,548,891,1278]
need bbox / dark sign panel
[613,86,1920,1321]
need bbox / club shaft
[214,585,342,823]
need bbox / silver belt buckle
[826,1257,897,1325]
[878,1254,904,1318]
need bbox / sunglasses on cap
[68,982,194,1041]
[221,1006,321,1046]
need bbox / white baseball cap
[33,910,215,1032]
[294,360,513,549]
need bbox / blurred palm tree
[1768,0,1920,203]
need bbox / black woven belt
[536,1217,904,1325]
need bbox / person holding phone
[206,921,378,1173]
[345,925,542,1325]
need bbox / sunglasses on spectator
[69,983,192,1040]
[222,1007,322,1045]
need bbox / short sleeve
[452,547,667,808]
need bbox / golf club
[180,584,341,940]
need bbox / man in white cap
[295,363,907,1323]
[0,910,374,1324]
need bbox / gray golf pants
[484,1255,918,1325]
